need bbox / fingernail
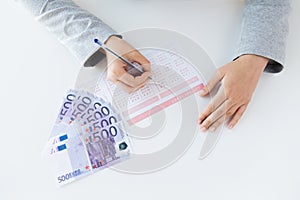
[199,88,206,96]
[200,126,207,132]
[228,124,234,129]
[209,126,216,132]
[198,118,203,124]
[198,115,204,121]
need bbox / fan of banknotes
[42,90,131,186]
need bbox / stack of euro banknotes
[42,90,130,186]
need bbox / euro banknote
[42,90,130,186]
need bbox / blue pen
[94,38,151,79]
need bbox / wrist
[237,54,269,71]
[102,35,123,56]
[105,35,122,46]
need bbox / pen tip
[94,38,101,45]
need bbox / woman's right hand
[104,36,152,93]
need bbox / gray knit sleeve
[235,0,291,73]
[18,0,120,66]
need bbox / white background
[0,0,299,199]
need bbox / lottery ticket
[95,49,205,125]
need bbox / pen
[94,38,151,79]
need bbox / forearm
[235,0,291,73]
[18,0,118,66]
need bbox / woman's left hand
[198,54,269,132]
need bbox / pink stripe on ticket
[127,110,152,125]
[160,76,200,98]
[127,84,204,125]
[176,83,204,100]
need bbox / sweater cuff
[234,51,284,73]
[234,1,291,73]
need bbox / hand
[104,36,152,93]
[198,54,269,132]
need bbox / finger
[199,70,223,97]
[207,105,239,132]
[115,80,147,94]
[225,104,240,119]
[108,58,151,88]
[198,86,227,124]
[199,100,229,131]
[130,51,151,72]
[228,104,248,129]
[107,59,128,79]
[207,113,231,132]
[119,71,152,88]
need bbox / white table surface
[0,0,299,199]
